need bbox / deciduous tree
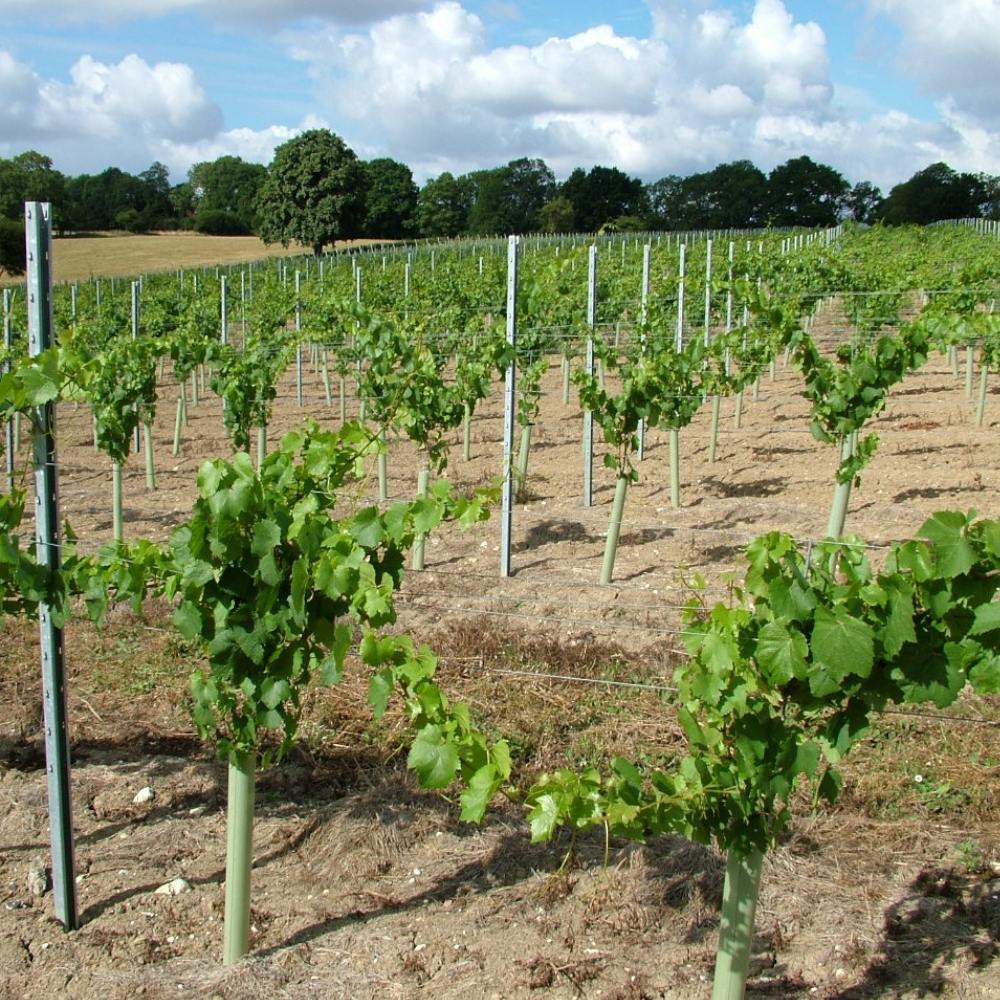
[645,175,684,230]
[0,151,67,225]
[559,165,646,232]
[878,162,987,225]
[538,195,575,233]
[767,156,848,228]
[466,158,556,235]
[362,158,418,239]
[256,129,367,255]
[0,216,25,277]
[649,161,767,230]
[843,180,884,224]
[63,164,175,232]
[416,172,473,238]
[189,156,267,234]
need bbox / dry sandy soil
[1,303,1000,999]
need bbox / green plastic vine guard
[668,428,681,508]
[112,461,123,542]
[173,384,186,455]
[712,850,764,1000]
[223,750,256,966]
[707,394,722,464]
[826,434,855,540]
[143,423,155,491]
[600,476,628,585]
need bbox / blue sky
[1,0,998,194]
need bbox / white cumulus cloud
[680,0,832,110]
[292,0,847,181]
[0,50,229,176]
[60,54,223,142]
[0,0,431,26]
[0,52,46,133]
[162,119,327,178]
[865,0,1000,125]
[462,26,662,117]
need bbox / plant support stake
[637,243,651,462]
[500,236,518,578]
[3,288,13,490]
[711,849,764,1000]
[826,433,856,540]
[223,750,256,965]
[583,246,597,507]
[26,201,79,931]
[600,476,628,584]
[131,281,141,454]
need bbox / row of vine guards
[26,201,79,930]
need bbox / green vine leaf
[919,510,976,578]
[755,621,809,685]
[810,606,875,683]
[408,725,461,789]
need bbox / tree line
[2,128,998,272]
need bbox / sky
[1,0,999,194]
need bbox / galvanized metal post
[26,202,78,931]
[131,281,141,453]
[637,243,651,461]
[295,270,303,407]
[500,236,518,578]
[704,239,713,348]
[583,245,597,507]
[676,243,686,351]
[3,288,14,490]
[220,275,229,345]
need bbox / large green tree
[362,157,418,239]
[64,163,175,232]
[560,165,646,232]
[650,160,768,230]
[702,160,768,229]
[980,173,1000,220]
[256,129,367,255]
[505,157,557,233]
[0,216,26,277]
[466,158,556,235]
[135,162,174,230]
[645,174,684,230]
[538,195,576,233]
[189,155,267,234]
[169,182,197,225]
[878,162,987,225]
[0,151,67,224]
[416,172,474,237]
[843,180,884,224]
[766,156,848,228]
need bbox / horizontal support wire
[56,617,1000,730]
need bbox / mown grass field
[2,230,388,285]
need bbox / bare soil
[2,308,1000,999]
